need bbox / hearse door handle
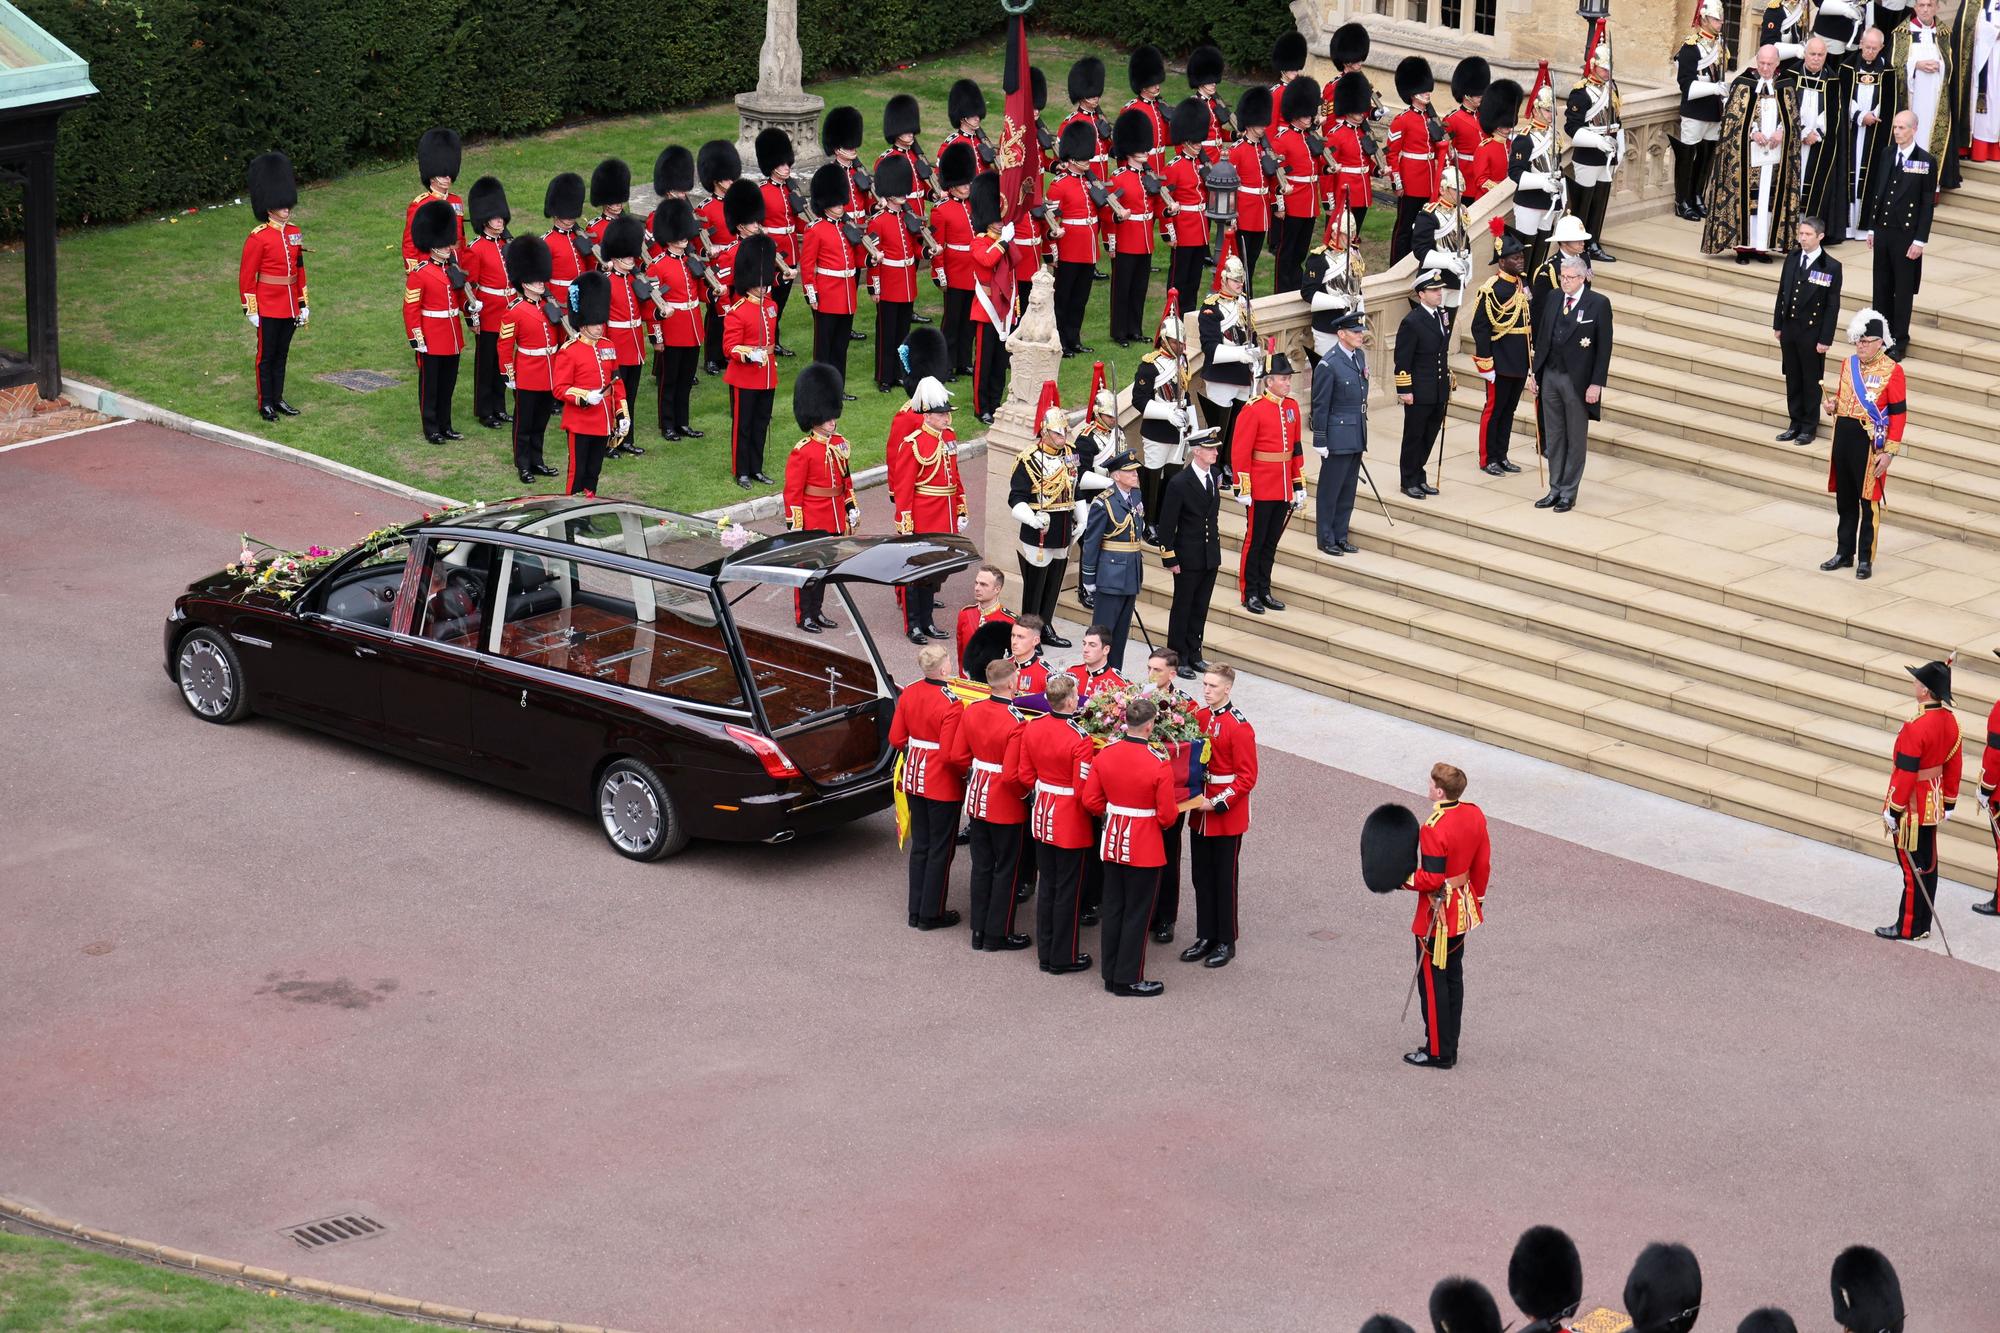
[353,645,379,659]
[519,689,528,708]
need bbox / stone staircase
[1064,169,2000,887]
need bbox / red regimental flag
[994,13,1041,311]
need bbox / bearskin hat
[599,214,646,262]
[1187,44,1224,90]
[793,361,845,432]
[1059,119,1099,164]
[544,171,586,219]
[651,197,700,248]
[409,198,458,253]
[697,139,741,193]
[1452,56,1492,101]
[938,140,977,190]
[247,151,296,223]
[1359,1320,1415,1333]
[1169,97,1209,147]
[505,234,552,288]
[1113,108,1155,160]
[755,128,794,176]
[809,162,849,214]
[968,171,1002,233]
[1624,1243,1703,1333]
[948,78,987,124]
[1281,75,1323,124]
[1738,1311,1798,1333]
[823,104,864,153]
[416,127,459,184]
[1480,79,1523,135]
[1333,71,1373,118]
[570,270,611,326]
[466,175,509,231]
[653,146,694,197]
[1508,1227,1584,1322]
[900,325,949,392]
[884,92,922,143]
[1831,1247,1903,1333]
[1236,86,1273,132]
[1396,56,1436,102]
[1272,31,1309,74]
[732,234,776,293]
[589,158,630,207]
[1068,56,1106,102]
[722,178,766,232]
[1429,1277,1502,1333]
[1129,45,1166,93]
[1331,22,1370,67]
[1361,803,1423,894]
[874,153,915,200]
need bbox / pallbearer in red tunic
[1877,657,1961,942]
[1081,696,1181,996]
[782,361,856,630]
[497,234,561,484]
[550,271,629,497]
[890,643,968,930]
[542,171,591,309]
[1012,671,1098,972]
[1066,625,1126,701]
[1184,664,1258,969]
[950,658,1035,952]
[1004,617,1052,699]
[1821,310,1907,580]
[1400,762,1492,1069]
[461,176,514,432]
[1978,674,2000,919]
[956,563,1015,671]
[403,199,466,445]
[240,151,306,423]
[403,127,463,271]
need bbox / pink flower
[239,548,257,565]
[306,545,329,558]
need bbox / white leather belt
[1339,165,1370,174]
[1035,781,1074,797]
[1237,186,1267,195]
[766,225,794,235]
[906,738,940,750]
[1456,151,1476,162]
[971,759,1005,773]
[1106,803,1154,818]
[1402,151,1435,161]
[665,300,700,311]
[1124,212,1154,222]
[1206,773,1235,783]
[515,345,553,356]
[1285,174,1316,185]
[1061,216,1097,226]
[609,319,642,328]
[944,243,971,251]
[881,257,916,267]
[477,284,510,296]
[421,308,456,318]
[815,267,857,277]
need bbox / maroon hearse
[164,497,976,859]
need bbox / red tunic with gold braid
[1402,799,1492,944]
[782,429,855,533]
[1885,699,1962,836]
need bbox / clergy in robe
[1954,0,2000,159]
[1849,26,1900,238]
[1791,38,1857,242]
[1702,47,1805,260]
[1896,0,1963,187]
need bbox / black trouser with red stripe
[1149,813,1186,930]
[1110,253,1150,343]
[655,345,698,435]
[730,385,774,479]
[566,431,608,495]
[1169,245,1204,324]
[974,322,1008,418]
[1191,830,1240,946]
[1893,819,1939,938]
[1239,499,1288,603]
[1479,374,1525,469]
[1236,230,1265,295]
[773,279,794,349]
[1099,861,1161,986]
[1054,259,1093,354]
[704,307,726,372]
[1273,216,1313,294]
[876,300,913,389]
[254,316,296,412]
[473,330,506,422]
[969,819,1026,940]
[1036,842,1087,966]
[512,388,553,472]
[906,794,959,924]
[416,351,459,439]
[1417,934,1466,1062]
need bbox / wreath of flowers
[1076,680,1206,744]
[224,501,489,602]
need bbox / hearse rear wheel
[176,628,250,724]
[597,758,688,861]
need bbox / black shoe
[917,911,962,930]
[842,393,858,402]
[519,468,535,484]
[1590,245,1618,263]
[1093,269,1109,280]
[1338,541,1358,554]
[1756,251,1773,263]
[907,629,929,645]
[681,426,704,439]
[259,405,279,422]
[1819,554,1853,571]
[1261,594,1286,611]
[1793,431,1815,447]
[1403,486,1428,499]
[1117,339,1132,348]
[1777,427,1800,441]
[440,430,464,441]
[798,618,822,633]
[1202,943,1234,968]
[1107,980,1164,997]
[661,427,682,441]
[849,330,867,341]
[1190,659,1212,671]
[1152,926,1175,944]
[921,622,946,640]
[1074,344,1093,354]
[878,383,897,393]
[479,416,502,430]
[1874,924,1927,940]
[912,312,932,323]
[495,409,512,423]
[1973,899,2000,916]
[774,344,796,358]
[1482,462,1506,476]
[970,930,985,950]
[1076,588,1094,609]
[1081,908,1100,926]
[1142,525,1160,547]
[1420,483,1439,495]
[956,825,972,847]
[1179,938,1215,962]
[1856,561,1872,580]
[810,613,838,630]
[1176,665,1197,680]
[976,412,995,425]
[753,471,774,484]
[1498,461,1521,474]
[1403,1049,1455,1069]
[736,475,754,489]
[1736,252,1753,265]
[1319,543,1342,556]
[1533,492,1559,509]
[1015,882,1033,903]
[1042,632,1073,649]
[425,433,445,445]
[1241,596,1266,614]
[626,443,648,456]
[1674,201,1694,220]
[1045,956,1093,974]
[988,934,1032,951]
[533,463,559,477]
[910,913,921,928]
[274,400,300,416]
[1553,498,1574,512]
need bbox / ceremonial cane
[1358,459,1396,526]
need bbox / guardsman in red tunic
[541,171,591,309]
[403,199,466,445]
[1012,671,1097,972]
[1184,663,1258,969]
[696,141,743,374]
[461,176,515,432]
[1443,58,1490,198]
[950,658,1035,952]
[931,144,979,379]
[1162,99,1212,321]
[1326,73,1378,233]
[1228,88,1274,292]
[239,151,306,423]
[644,199,705,441]
[755,130,802,356]
[1400,762,1492,1069]
[956,563,1014,670]
[1878,658,1962,941]
[878,93,931,221]
[1105,110,1157,345]
[1047,124,1102,358]
[550,272,629,496]
[597,215,650,460]
[1123,46,1170,184]
[1186,45,1233,164]
[646,145,695,245]
[782,362,857,630]
[1271,77,1322,293]
[890,643,969,930]
[800,163,862,387]
[1081,697,1181,996]
[1058,58,1115,270]
[1004,617,1052,699]
[583,158,631,261]
[1979,673,2000,919]
[403,127,462,271]
[1231,351,1304,610]
[723,234,780,489]
[867,156,926,392]
[966,174,1013,425]
[497,234,561,485]
[1268,31,1308,132]
[1386,58,1442,264]
[821,105,873,291]
[1468,80,1522,203]
[1067,624,1126,701]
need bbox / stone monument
[735,0,825,169]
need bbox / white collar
[1801,247,1822,264]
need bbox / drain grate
[282,1213,388,1250]
[316,369,400,393]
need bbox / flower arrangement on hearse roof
[1079,680,1210,805]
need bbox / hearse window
[317,540,413,630]
[412,538,499,648]
[492,561,746,708]
[717,581,884,728]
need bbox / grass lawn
[0,1230,421,1330]
[0,34,1386,514]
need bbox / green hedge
[22,0,1286,229]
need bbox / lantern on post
[1202,156,1240,227]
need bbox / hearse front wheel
[176,628,250,724]
[597,758,688,861]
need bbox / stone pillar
[983,271,1062,561]
[735,0,826,169]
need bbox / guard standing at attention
[1396,268,1455,497]
[1081,696,1181,997]
[1009,397,1088,646]
[951,658,1035,952]
[801,162,862,386]
[1877,656,1960,942]
[756,130,802,354]
[1272,77,1323,293]
[551,271,630,496]
[1444,57,1491,190]
[932,143,980,379]
[724,234,781,488]
[584,158,632,259]
[497,234,562,485]
[240,151,306,423]
[1079,451,1147,673]
[1183,663,1258,969]
[890,643,968,931]
[643,199,705,442]
[1229,87,1276,290]
[1012,671,1097,974]
[404,199,467,445]
[543,171,592,310]
[1401,761,1492,1070]
[1468,225,1531,475]
[782,362,857,631]
[461,176,514,432]
[403,128,463,270]
[1818,309,1905,580]
[1386,58,1441,264]
[596,215,651,459]
[867,156,924,392]
[696,141,743,375]
[1232,349,1304,614]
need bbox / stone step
[1078,585,1997,885]
[1944,174,2000,207]
[1931,210,2000,243]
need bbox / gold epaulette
[412,192,431,204]
[1201,291,1224,307]
[249,222,268,234]
[1140,349,1162,365]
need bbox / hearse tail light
[725,725,802,780]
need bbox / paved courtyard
[4,424,1997,1329]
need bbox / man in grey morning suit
[1310,308,1370,556]
[1527,255,1613,512]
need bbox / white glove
[999,222,1016,244]
[1235,490,1252,507]
[845,504,861,530]
[412,339,427,355]
[1943,806,1955,823]
[1034,511,1052,531]
[1072,499,1091,527]
[805,287,819,310]
[296,306,309,326]
[1883,809,1898,833]
[583,389,605,406]
[1688,79,1725,100]
[1979,791,1992,813]
[246,311,260,327]
[505,375,516,390]
[1775,41,1803,60]
[1519,171,1556,194]
[1211,343,1256,365]
[1479,369,1496,384]
[956,515,970,535]
[1084,584,1097,595]
[747,348,767,365]
[1291,485,1307,507]
[1313,443,1329,459]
